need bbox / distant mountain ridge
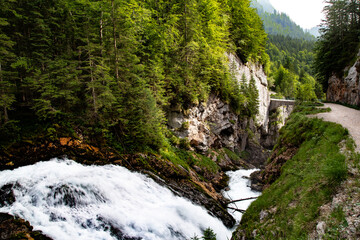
[251,0,275,13]
[252,0,316,40]
[306,26,320,37]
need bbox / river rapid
[0,158,259,239]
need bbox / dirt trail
[315,103,360,152]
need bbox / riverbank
[232,103,360,239]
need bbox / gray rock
[327,49,360,106]
[316,221,326,237]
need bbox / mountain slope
[251,0,275,13]
[252,0,315,40]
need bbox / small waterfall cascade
[0,158,232,240]
[224,169,261,222]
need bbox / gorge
[0,52,294,239]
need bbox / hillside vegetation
[314,0,360,89]
[0,0,267,152]
[233,103,359,239]
[252,0,315,41]
[251,0,320,101]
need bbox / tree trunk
[89,57,97,115]
[0,62,8,123]
[112,0,119,80]
[100,11,104,57]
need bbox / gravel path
[315,103,360,153]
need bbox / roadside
[314,103,360,152]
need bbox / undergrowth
[235,102,355,239]
[159,147,220,174]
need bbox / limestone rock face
[327,51,360,106]
[262,105,294,149]
[167,53,271,162]
[227,53,270,130]
[168,95,248,153]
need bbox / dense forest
[314,0,360,89]
[252,0,315,41]
[266,35,323,100]
[251,0,320,100]
[0,0,267,151]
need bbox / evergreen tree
[0,16,15,125]
[202,227,217,240]
[314,0,360,89]
[227,0,268,63]
[248,76,259,117]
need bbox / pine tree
[202,227,217,240]
[0,13,15,125]
[314,0,360,89]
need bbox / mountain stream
[0,158,259,239]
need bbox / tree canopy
[0,0,266,151]
[314,0,360,89]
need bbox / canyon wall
[327,51,360,106]
[167,54,274,167]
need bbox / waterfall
[224,169,261,222]
[0,158,232,240]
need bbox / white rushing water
[0,158,232,240]
[224,169,261,222]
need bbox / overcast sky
[269,0,327,29]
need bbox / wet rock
[0,183,16,207]
[0,213,52,240]
[249,146,298,191]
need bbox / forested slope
[0,0,267,152]
[314,0,360,90]
[251,0,320,100]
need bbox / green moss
[180,121,190,130]
[223,148,241,162]
[194,153,219,173]
[179,137,191,150]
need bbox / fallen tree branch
[227,207,245,213]
[227,197,258,204]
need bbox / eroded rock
[327,50,360,106]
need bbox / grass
[159,146,220,174]
[293,101,331,115]
[234,102,355,239]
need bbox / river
[0,158,259,239]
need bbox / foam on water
[224,169,261,221]
[0,158,232,240]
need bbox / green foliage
[267,35,315,76]
[191,236,201,240]
[227,0,268,64]
[247,76,260,117]
[160,146,219,173]
[314,0,360,89]
[252,2,315,41]
[266,35,319,100]
[293,102,331,115]
[0,0,268,151]
[235,104,352,239]
[0,120,20,147]
[223,148,241,162]
[202,227,217,240]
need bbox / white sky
[269,0,327,29]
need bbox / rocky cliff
[327,50,360,106]
[167,53,272,167]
